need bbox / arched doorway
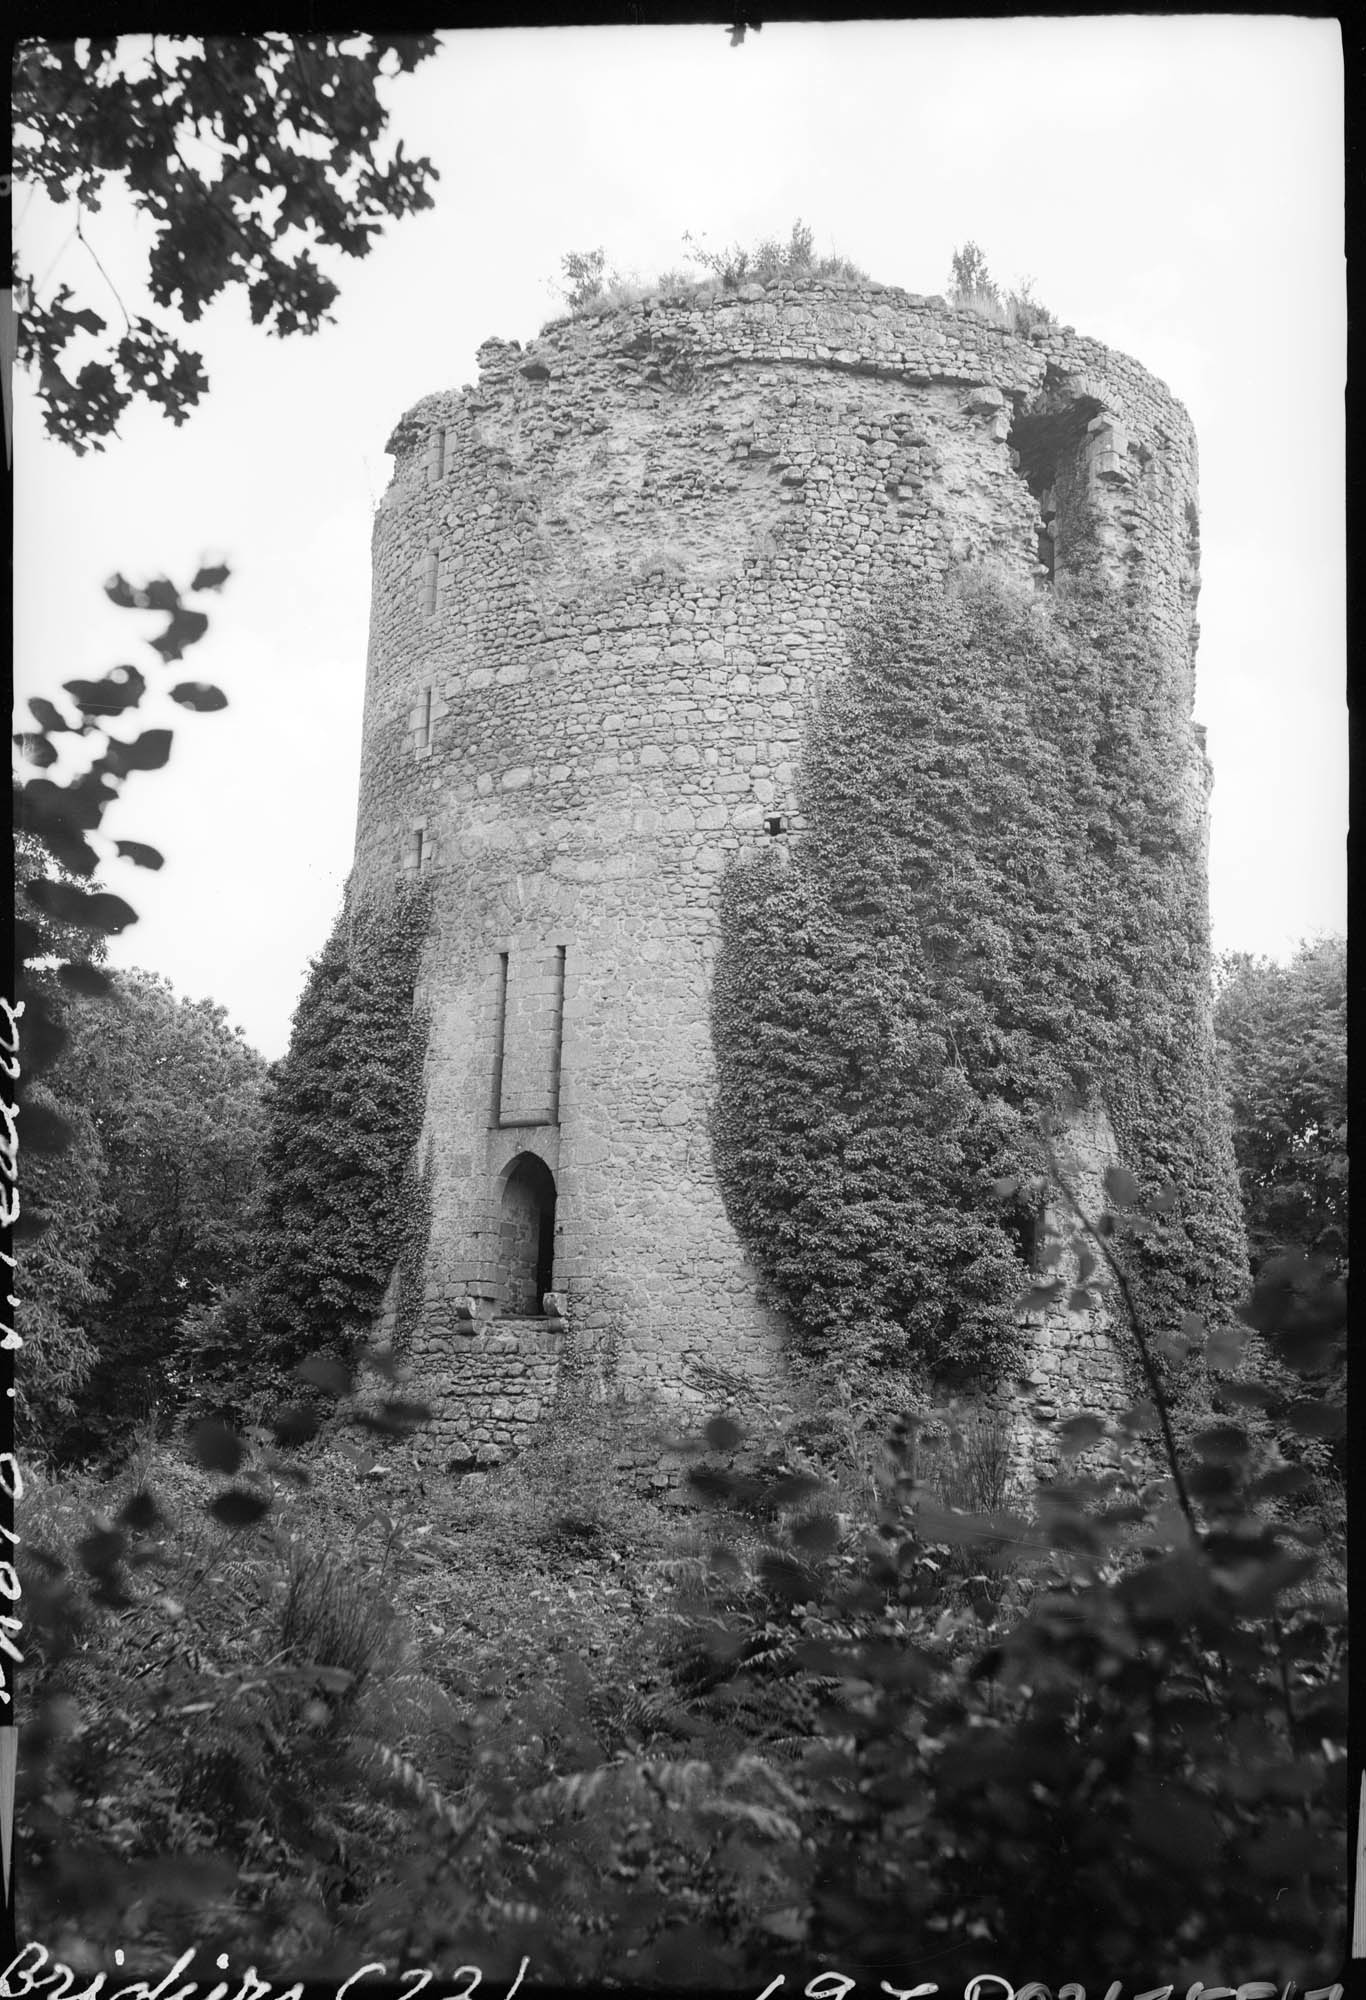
[497,1153,557,1316]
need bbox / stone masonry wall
[352,277,1208,1463]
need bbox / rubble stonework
[351,277,1214,1463]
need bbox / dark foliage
[200,885,431,1406]
[41,971,267,1463]
[15,1189,1345,1984]
[712,568,1247,1388]
[13,34,438,449]
[1214,937,1348,1271]
[13,574,238,1458]
[14,566,232,1104]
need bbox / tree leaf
[704,1415,745,1452]
[150,606,210,662]
[768,1472,826,1507]
[58,962,114,997]
[790,1514,841,1557]
[103,727,173,773]
[1058,1413,1106,1455]
[25,877,138,934]
[353,1398,432,1435]
[118,1488,162,1532]
[115,840,165,870]
[1205,1325,1247,1369]
[295,1356,352,1397]
[1283,1398,1344,1440]
[188,1420,246,1474]
[1248,1464,1314,1500]
[208,1488,272,1528]
[1015,1280,1064,1313]
[28,696,74,733]
[14,732,59,767]
[271,1403,321,1446]
[77,1527,125,1575]
[1104,1165,1141,1207]
[1190,1422,1251,1464]
[170,681,228,712]
[62,664,146,716]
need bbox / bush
[684,217,869,290]
[949,238,1058,334]
[666,1206,1347,1986]
[548,221,872,325]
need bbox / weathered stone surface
[355,279,1212,1461]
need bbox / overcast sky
[14,18,1345,1061]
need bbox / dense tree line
[1214,936,1347,1272]
[20,957,266,1462]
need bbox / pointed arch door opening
[497,1153,557,1316]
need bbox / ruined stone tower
[352,275,1237,1465]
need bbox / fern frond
[361,1736,480,1843]
[721,1752,805,1809]
[699,1798,802,1841]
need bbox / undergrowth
[16,1208,1346,1987]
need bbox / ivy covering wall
[711,566,1247,1392]
[213,882,431,1397]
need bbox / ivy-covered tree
[1213,938,1347,1273]
[13,32,439,450]
[194,885,430,1411]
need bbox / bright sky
[14,19,1345,1061]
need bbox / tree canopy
[20,968,268,1462]
[1214,936,1348,1272]
[13,32,439,450]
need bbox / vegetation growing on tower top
[548,219,871,321]
[547,226,1059,333]
[949,239,1057,334]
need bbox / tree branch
[1046,1143,1199,1541]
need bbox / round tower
[353,275,1233,1466]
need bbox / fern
[699,1798,801,1842]
[362,1737,481,1844]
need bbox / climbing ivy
[244,881,431,1383]
[712,566,1246,1391]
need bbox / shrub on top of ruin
[651,265,703,299]
[549,221,871,326]
[949,239,1057,335]
[552,247,654,317]
[684,217,870,290]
